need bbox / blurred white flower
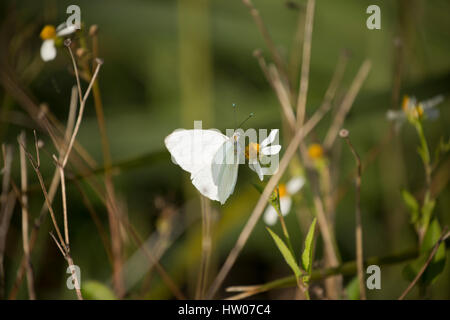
[246,129,281,181]
[263,176,305,226]
[40,23,78,61]
[387,95,444,126]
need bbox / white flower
[40,23,78,61]
[263,176,305,226]
[246,129,281,181]
[387,95,444,126]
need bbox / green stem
[413,120,434,244]
[274,188,296,259]
[227,246,434,298]
[415,121,431,188]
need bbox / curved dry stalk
[340,129,365,300]
[242,0,289,87]
[207,104,330,299]
[9,87,79,299]
[296,0,315,127]
[18,132,36,299]
[398,228,450,300]
[196,196,212,299]
[15,47,103,300]
[324,59,371,150]
[21,137,83,300]
[269,65,297,130]
[0,145,14,299]
[62,59,103,168]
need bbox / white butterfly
[164,129,243,204]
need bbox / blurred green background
[0,0,449,299]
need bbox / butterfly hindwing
[212,135,241,204]
[165,129,228,201]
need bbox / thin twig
[269,65,296,130]
[0,191,16,299]
[196,196,212,299]
[78,38,125,297]
[65,40,83,107]
[62,59,103,168]
[242,0,289,88]
[324,59,371,149]
[398,228,450,300]
[288,7,306,93]
[20,131,85,300]
[49,231,66,257]
[340,129,366,300]
[54,155,69,246]
[9,87,79,299]
[0,144,14,299]
[18,132,36,299]
[296,0,315,127]
[19,137,67,254]
[292,50,351,298]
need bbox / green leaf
[420,194,435,230]
[266,227,301,278]
[301,218,317,275]
[251,182,264,194]
[417,145,429,165]
[81,280,116,300]
[402,219,446,287]
[345,276,360,300]
[402,190,419,224]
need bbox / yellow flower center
[245,142,260,160]
[277,184,287,197]
[308,143,323,160]
[40,25,56,40]
[401,95,410,112]
[413,105,424,119]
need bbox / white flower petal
[56,23,78,36]
[422,95,444,110]
[260,129,279,148]
[386,110,404,121]
[425,108,440,120]
[280,197,292,216]
[263,206,278,226]
[261,145,281,156]
[286,176,305,194]
[40,39,56,61]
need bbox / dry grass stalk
[207,101,332,298]
[9,87,79,299]
[340,129,366,300]
[295,0,315,127]
[196,196,213,299]
[15,43,103,299]
[398,228,450,300]
[19,127,83,300]
[18,132,36,299]
[324,59,372,150]
[242,0,289,87]
[0,145,15,299]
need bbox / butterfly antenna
[238,112,254,128]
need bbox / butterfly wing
[165,129,227,201]
[211,136,240,204]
